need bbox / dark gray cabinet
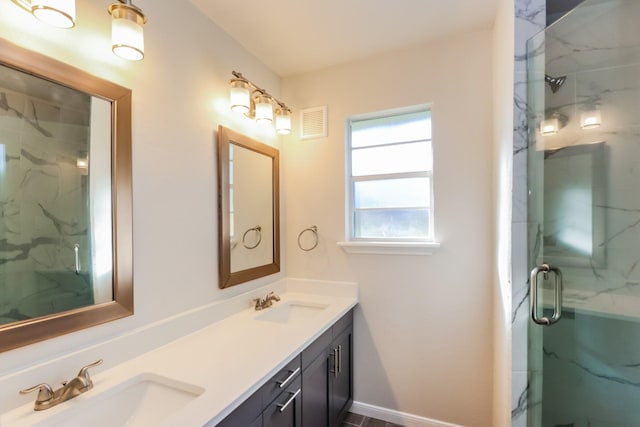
[263,376,302,427]
[301,347,329,427]
[328,327,352,426]
[302,310,353,427]
[215,309,353,427]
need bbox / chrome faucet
[253,291,281,310]
[20,359,103,411]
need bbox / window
[346,106,434,244]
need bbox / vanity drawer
[261,355,301,409]
[263,375,302,427]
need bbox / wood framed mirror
[218,126,280,288]
[0,38,133,352]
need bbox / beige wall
[282,30,494,426]
[0,0,285,381]
[492,0,515,425]
[0,2,503,423]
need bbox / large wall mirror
[0,39,133,352]
[218,126,280,288]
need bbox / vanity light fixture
[275,107,292,135]
[229,78,251,113]
[12,0,76,28]
[228,71,292,134]
[108,0,148,61]
[540,117,559,135]
[580,109,601,129]
[76,151,89,169]
[254,92,273,125]
[540,111,567,136]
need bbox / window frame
[345,104,436,245]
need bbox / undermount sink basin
[4,373,204,427]
[255,301,328,324]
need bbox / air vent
[300,106,328,140]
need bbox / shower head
[545,74,567,93]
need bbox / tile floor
[341,412,404,427]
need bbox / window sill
[336,241,441,256]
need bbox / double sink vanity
[0,38,357,427]
[1,279,358,427]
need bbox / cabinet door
[302,352,329,427]
[263,376,302,427]
[249,415,262,427]
[329,327,352,427]
[216,390,262,427]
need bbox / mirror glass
[218,126,279,288]
[543,142,606,268]
[0,39,133,352]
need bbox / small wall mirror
[218,126,280,288]
[0,39,133,352]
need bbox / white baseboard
[349,401,464,427]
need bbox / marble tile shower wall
[525,1,640,425]
[512,1,546,426]
[0,88,93,325]
[514,1,640,425]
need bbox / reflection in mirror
[218,126,279,288]
[543,142,606,268]
[0,38,133,352]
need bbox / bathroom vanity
[0,279,358,427]
[216,310,353,427]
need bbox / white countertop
[1,279,358,427]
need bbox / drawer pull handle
[277,388,301,412]
[337,344,342,374]
[330,348,339,377]
[276,367,300,389]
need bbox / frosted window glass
[352,141,432,176]
[354,178,430,209]
[354,209,430,239]
[352,111,431,148]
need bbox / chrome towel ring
[242,225,262,249]
[297,226,319,251]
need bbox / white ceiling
[189,0,499,77]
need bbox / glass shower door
[527,0,640,425]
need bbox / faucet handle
[19,383,54,403]
[77,359,103,384]
[266,291,280,302]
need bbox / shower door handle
[530,264,563,326]
[73,244,81,275]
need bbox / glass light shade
[254,93,273,125]
[229,79,250,114]
[540,118,559,135]
[109,3,147,61]
[76,156,89,169]
[580,110,601,129]
[31,0,76,28]
[275,108,292,134]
